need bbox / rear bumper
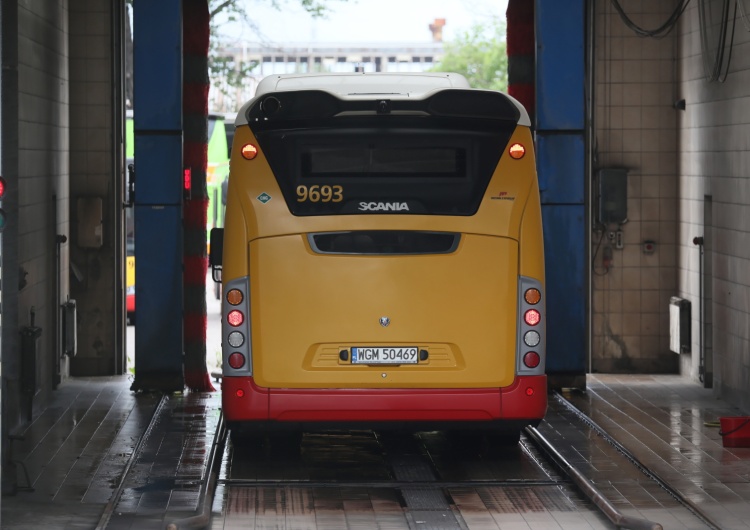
[222,375,547,425]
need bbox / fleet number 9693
[296,185,343,203]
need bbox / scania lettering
[358,202,410,212]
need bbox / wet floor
[216,428,611,530]
[2,374,750,529]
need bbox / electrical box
[669,297,691,354]
[77,197,103,248]
[597,168,628,225]
[62,299,77,357]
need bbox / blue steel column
[535,0,587,386]
[132,0,184,390]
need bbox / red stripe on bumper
[222,376,547,423]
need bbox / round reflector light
[509,143,525,159]
[235,388,245,398]
[524,288,541,305]
[228,331,244,348]
[227,310,244,327]
[524,330,541,347]
[524,309,541,326]
[241,144,258,160]
[228,352,246,369]
[226,289,244,305]
[525,387,535,396]
[523,351,541,368]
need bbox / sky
[214,0,509,45]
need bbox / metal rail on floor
[221,478,568,488]
[524,425,664,530]
[552,390,724,530]
[166,413,227,530]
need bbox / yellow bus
[211,72,546,439]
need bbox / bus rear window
[253,117,515,216]
[302,146,464,178]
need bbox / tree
[432,18,508,92]
[124,0,346,109]
[208,0,346,109]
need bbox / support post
[535,0,587,387]
[132,0,184,391]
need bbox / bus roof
[238,73,530,127]
[255,72,470,97]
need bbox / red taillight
[227,310,244,327]
[183,167,191,191]
[0,176,6,232]
[241,144,258,160]
[524,309,541,326]
[228,352,245,369]
[523,351,541,368]
[509,143,525,159]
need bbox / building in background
[210,20,446,112]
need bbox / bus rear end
[215,73,546,437]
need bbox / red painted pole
[506,0,535,122]
[183,0,214,391]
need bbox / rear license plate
[351,347,418,364]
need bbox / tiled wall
[17,1,70,389]
[592,1,680,373]
[594,0,750,411]
[68,2,122,376]
[678,3,750,410]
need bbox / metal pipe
[53,194,61,385]
[586,0,596,375]
[112,0,126,375]
[166,414,226,530]
[525,425,663,530]
[693,235,704,383]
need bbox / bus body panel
[249,233,518,389]
[519,177,546,282]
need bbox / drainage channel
[378,432,464,529]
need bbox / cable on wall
[698,0,737,82]
[739,0,750,30]
[609,0,691,38]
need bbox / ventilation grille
[669,296,691,354]
[309,231,460,255]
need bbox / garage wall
[592,1,680,374]
[16,1,70,399]
[678,2,750,410]
[68,1,125,376]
